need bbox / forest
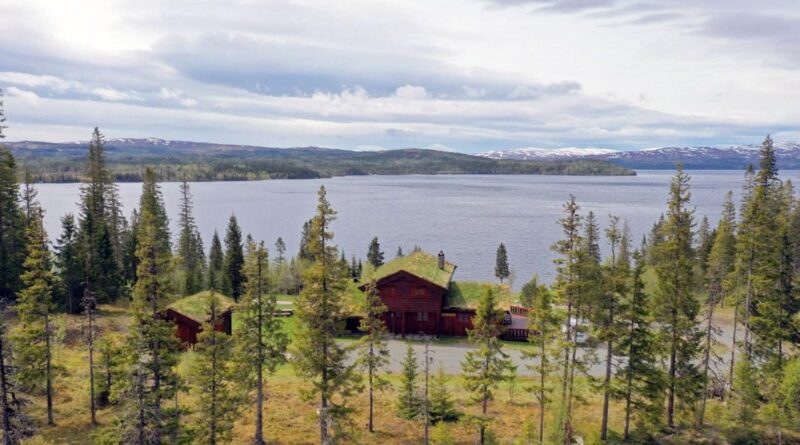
[7,139,634,182]
[1,112,799,442]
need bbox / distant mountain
[4,138,634,182]
[478,143,800,169]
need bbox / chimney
[437,251,445,270]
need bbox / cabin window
[457,313,470,323]
[413,288,426,297]
[417,312,428,321]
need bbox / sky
[1,0,799,153]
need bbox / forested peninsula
[8,137,634,182]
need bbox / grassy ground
[12,303,788,444]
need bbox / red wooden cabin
[162,292,234,345]
[360,251,475,337]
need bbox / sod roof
[166,291,236,324]
[369,251,456,290]
[445,281,516,310]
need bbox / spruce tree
[222,215,244,300]
[207,231,223,291]
[428,364,459,424]
[177,181,205,296]
[20,170,38,225]
[614,251,664,439]
[293,186,360,444]
[652,164,702,429]
[77,127,123,304]
[396,246,404,258]
[55,214,82,314]
[397,344,422,420]
[236,239,288,445]
[494,243,510,283]
[460,287,513,445]
[356,279,390,432]
[190,293,240,444]
[366,237,384,268]
[0,146,25,301]
[274,237,286,265]
[12,209,56,425]
[521,277,560,444]
[120,168,181,443]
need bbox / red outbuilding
[162,292,234,345]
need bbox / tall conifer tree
[356,278,390,432]
[652,164,702,429]
[222,216,244,300]
[293,186,360,444]
[237,239,288,445]
[0,144,25,301]
[461,287,513,445]
[121,168,180,443]
[366,237,384,268]
[177,181,205,296]
[12,209,56,425]
[495,243,510,283]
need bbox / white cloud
[91,87,133,101]
[394,85,429,100]
[5,87,40,103]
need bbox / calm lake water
[36,170,797,286]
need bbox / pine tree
[293,186,360,444]
[20,170,38,225]
[396,246,404,258]
[396,344,422,420]
[120,168,181,443]
[298,219,312,261]
[0,146,25,301]
[55,214,82,314]
[177,181,205,296]
[461,287,513,445]
[77,127,123,304]
[207,231,223,291]
[521,278,560,444]
[356,279,390,432]
[121,209,139,284]
[222,216,244,300]
[428,364,459,424]
[698,194,736,425]
[0,300,33,444]
[614,251,664,439]
[598,215,628,440]
[495,243,510,283]
[236,239,288,445]
[366,237,384,268]
[95,334,120,408]
[190,293,240,444]
[652,164,702,429]
[12,209,56,425]
[551,195,584,443]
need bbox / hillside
[4,138,634,182]
[479,142,800,169]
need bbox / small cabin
[162,292,235,345]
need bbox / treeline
[11,145,635,183]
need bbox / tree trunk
[729,287,740,388]
[667,309,677,429]
[368,349,374,433]
[88,310,97,425]
[699,304,715,426]
[600,306,614,440]
[0,329,12,445]
[45,313,54,426]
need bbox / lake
[36,170,792,286]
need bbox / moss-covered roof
[166,291,235,323]
[369,251,456,290]
[445,281,517,310]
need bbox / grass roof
[368,251,456,290]
[166,291,236,323]
[445,281,517,310]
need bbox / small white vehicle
[562,317,590,344]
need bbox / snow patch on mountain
[478,147,618,159]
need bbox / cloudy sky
[1,0,798,152]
